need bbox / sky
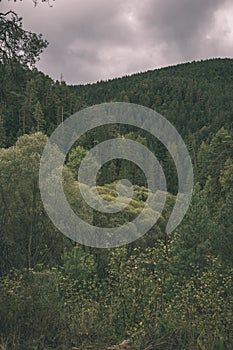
[1,0,233,84]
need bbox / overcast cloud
[1,0,233,84]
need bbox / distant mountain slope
[70,58,233,140]
[1,58,233,148]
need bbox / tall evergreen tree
[33,101,45,131]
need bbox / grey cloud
[1,0,233,83]
[137,0,232,59]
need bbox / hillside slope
[70,58,233,139]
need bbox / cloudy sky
[2,0,233,84]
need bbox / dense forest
[0,10,233,350]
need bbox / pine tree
[21,79,38,133]
[33,101,45,131]
[0,113,6,148]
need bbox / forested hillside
[2,58,233,145]
[0,56,233,350]
[70,58,233,136]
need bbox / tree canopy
[0,13,233,346]
[0,10,48,66]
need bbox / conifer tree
[33,101,45,131]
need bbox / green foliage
[1,249,232,350]
[0,63,80,146]
[0,133,74,274]
[33,101,45,131]
[0,269,68,350]
[170,186,219,278]
[70,58,233,138]
[67,145,88,178]
[1,58,233,349]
